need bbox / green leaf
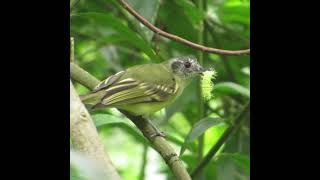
[70,0,76,9]
[217,1,250,25]
[180,117,223,156]
[214,82,250,98]
[159,1,198,43]
[92,113,129,127]
[92,114,148,144]
[174,0,204,25]
[71,12,160,61]
[218,153,250,175]
[127,0,161,41]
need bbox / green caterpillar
[200,69,216,101]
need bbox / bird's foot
[143,116,166,138]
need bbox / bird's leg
[144,116,166,138]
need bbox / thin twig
[191,102,250,178]
[116,0,250,56]
[70,63,192,180]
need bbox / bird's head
[169,56,205,80]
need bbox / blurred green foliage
[71,0,250,179]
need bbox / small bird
[81,56,204,136]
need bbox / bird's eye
[184,61,191,68]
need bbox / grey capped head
[169,56,205,79]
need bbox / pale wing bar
[93,71,126,92]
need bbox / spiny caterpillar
[200,69,216,101]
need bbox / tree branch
[191,102,250,178]
[116,0,250,56]
[70,80,122,180]
[70,63,100,90]
[70,63,192,180]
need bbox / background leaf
[180,117,223,156]
[71,12,160,61]
[214,82,250,98]
[126,0,161,41]
[92,113,148,144]
[218,153,250,175]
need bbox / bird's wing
[91,65,178,109]
[93,71,126,92]
[92,78,178,109]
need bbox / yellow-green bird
[81,56,204,136]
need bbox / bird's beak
[197,66,205,75]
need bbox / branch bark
[116,0,250,56]
[70,62,192,180]
[70,63,100,89]
[70,80,122,180]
